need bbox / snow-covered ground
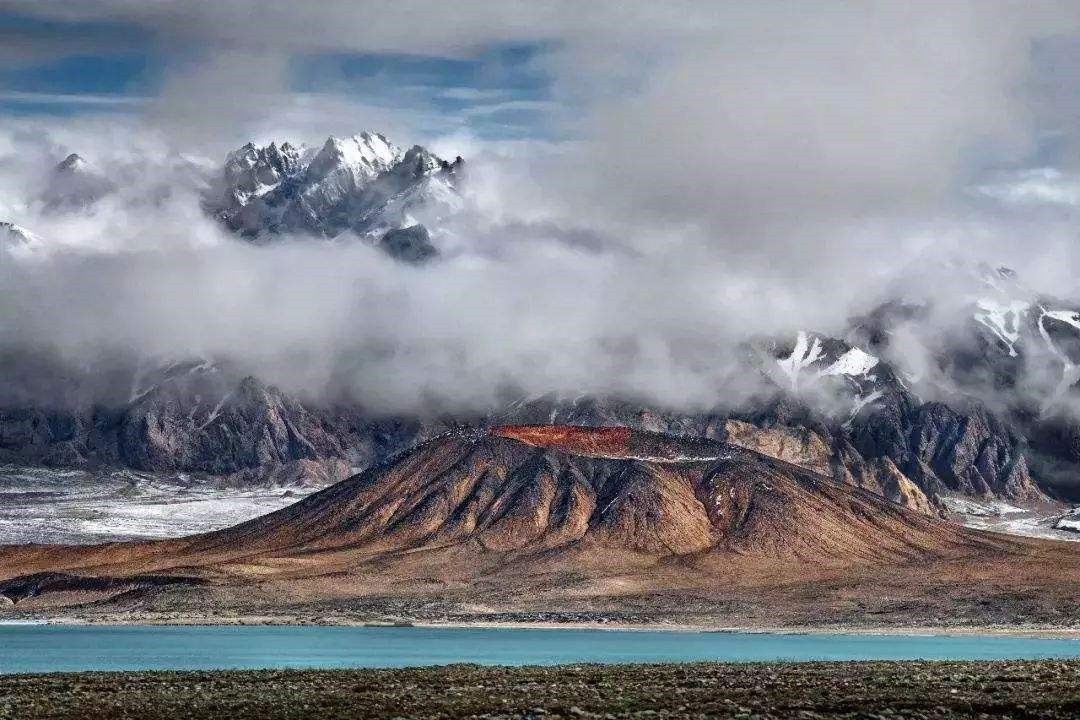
[940,494,1080,543]
[1054,507,1080,533]
[0,465,317,545]
[4,464,1078,547]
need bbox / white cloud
[3,2,1080,414]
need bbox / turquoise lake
[2,625,1079,674]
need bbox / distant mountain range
[11,132,463,262]
[3,131,1080,531]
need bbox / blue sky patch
[0,54,158,96]
[0,8,563,140]
[290,43,560,139]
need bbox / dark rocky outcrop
[850,399,1040,501]
[378,224,436,263]
[0,571,198,604]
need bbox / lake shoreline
[9,613,1080,639]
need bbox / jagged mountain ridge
[0,347,1042,518]
[757,328,1042,503]
[1,131,463,262]
[203,131,464,259]
[845,265,1080,500]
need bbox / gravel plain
[2,660,1079,719]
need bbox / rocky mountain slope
[0,355,436,488]
[760,332,1041,503]
[2,426,1077,625]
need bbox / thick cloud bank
[3,2,1080,414]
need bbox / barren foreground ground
[2,661,1079,719]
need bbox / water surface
[2,625,1078,674]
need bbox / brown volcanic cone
[164,424,974,561]
[1,425,1076,621]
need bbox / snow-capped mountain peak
[224,141,300,176]
[396,144,445,177]
[306,132,401,183]
[821,347,879,378]
[205,131,464,259]
[961,265,1080,379]
[776,331,825,391]
[42,152,115,210]
[222,140,304,204]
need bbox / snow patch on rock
[974,298,1030,357]
[821,347,879,378]
[1054,508,1080,533]
[777,331,825,391]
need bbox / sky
[0,4,567,143]
[3,2,1080,166]
[5,1,1080,416]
